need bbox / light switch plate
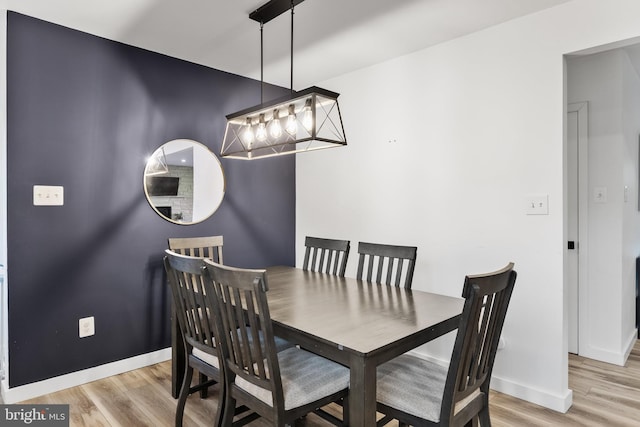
[624,186,629,203]
[525,194,549,215]
[33,185,64,206]
[594,186,607,203]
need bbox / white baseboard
[490,376,573,413]
[406,349,573,413]
[580,329,638,366]
[0,348,171,404]
[622,328,638,363]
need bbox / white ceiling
[1,0,571,88]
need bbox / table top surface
[265,266,464,355]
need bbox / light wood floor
[20,340,640,426]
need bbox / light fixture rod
[249,0,305,24]
[290,2,294,94]
[260,21,264,103]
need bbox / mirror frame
[143,139,226,225]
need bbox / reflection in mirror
[144,139,225,225]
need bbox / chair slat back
[204,261,285,408]
[302,236,350,277]
[163,249,217,356]
[169,235,224,264]
[356,241,417,288]
[441,263,517,424]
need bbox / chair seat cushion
[377,354,447,422]
[190,328,292,368]
[258,332,295,353]
[235,347,349,410]
[192,348,220,368]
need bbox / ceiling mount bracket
[249,0,305,24]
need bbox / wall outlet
[33,185,64,206]
[79,316,95,338]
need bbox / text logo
[0,405,69,426]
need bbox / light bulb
[302,98,313,132]
[242,117,254,146]
[269,109,282,138]
[256,114,267,142]
[285,104,297,135]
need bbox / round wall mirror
[143,139,225,225]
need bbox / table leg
[348,354,377,427]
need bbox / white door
[567,102,588,354]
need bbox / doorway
[565,47,640,366]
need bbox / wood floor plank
[82,374,166,427]
[17,340,640,426]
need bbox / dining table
[170,265,464,427]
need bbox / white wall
[296,0,640,412]
[192,143,225,222]
[567,49,640,364]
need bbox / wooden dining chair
[356,241,417,288]
[203,260,350,427]
[375,263,517,427]
[168,235,224,263]
[168,235,224,398]
[302,236,350,277]
[163,250,226,427]
[164,250,260,427]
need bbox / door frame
[567,101,589,355]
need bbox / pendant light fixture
[144,147,169,176]
[221,0,347,160]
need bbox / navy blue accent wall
[6,12,295,387]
